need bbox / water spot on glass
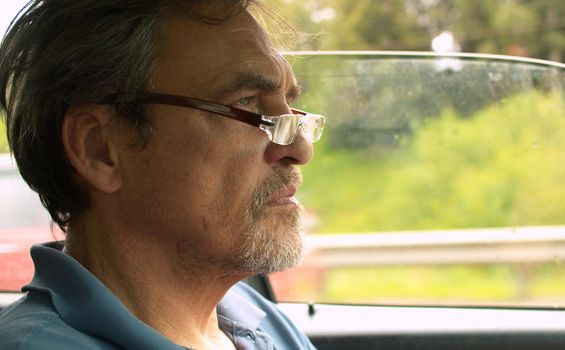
[489,72,503,82]
[531,138,539,149]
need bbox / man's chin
[232,209,305,274]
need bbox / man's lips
[266,185,299,206]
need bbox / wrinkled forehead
[152,10,293,98]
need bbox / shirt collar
[23,242,267,350]
[217,286,266,332]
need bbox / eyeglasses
[98,93,325,146]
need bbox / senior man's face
[115,10,313,275]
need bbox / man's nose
[263,129,314,166]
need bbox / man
[0,0,324,349]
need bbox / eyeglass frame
[97,93,325,145]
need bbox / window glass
[0,167,51,229]
[0,157,56,292]
[270,54,565,307]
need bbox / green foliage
[315,263,565,304]
[272,0,564,61]
[324,265,515,303]
[299,91,565,233]
[325,0,425,50]
[0,120,8,153]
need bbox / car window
[0,155,56,292]
[261,0,565,310]
[0,163,51,229]
[269,53,565,308]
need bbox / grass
[273,263,565,307]
[324,265,516,304]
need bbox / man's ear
[62,105,122,193]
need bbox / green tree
[270,0,565,60]
[324,0,427,50]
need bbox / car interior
[1,38,564,350]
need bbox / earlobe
[62,106,122,194]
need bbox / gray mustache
[249,166,303,214]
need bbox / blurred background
[271,0,564,61]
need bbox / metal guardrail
[302,226,565,267]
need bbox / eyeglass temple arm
[99,93,275,128]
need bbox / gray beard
[228,166,306,274]
[231,204,305,274]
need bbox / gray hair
[0,0,254,231]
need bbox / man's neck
[65,216,245,350]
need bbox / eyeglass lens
[267,114,324,145]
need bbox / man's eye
[236,96,253,106]
[230,95,264,115]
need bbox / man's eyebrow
[214,71,279,100]
[214,71,302,102]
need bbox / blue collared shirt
[0,244,316,350]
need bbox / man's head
[0,0,319,275]
[0,0,254,229]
